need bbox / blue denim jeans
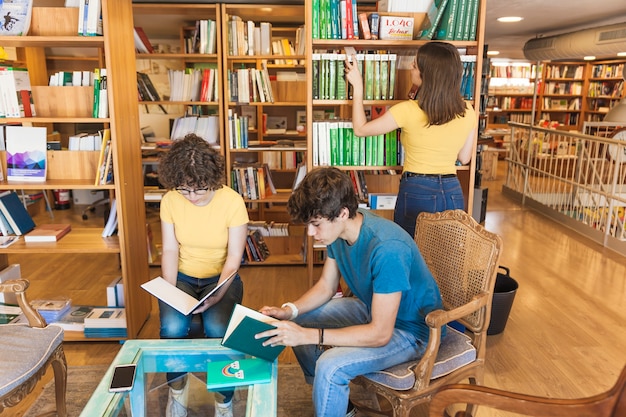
[293,298,425,417]
[394,174,465,237]
[159,271,243,401]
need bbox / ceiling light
[487,51,500,56]
[618,52,626,57]
[583,56,596,60]
[497,16,524,23]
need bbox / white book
[260,22,272,56]
[86,0,102,36]
[141,270,237,316]
[84,307,126,328]
[106,276,123,307]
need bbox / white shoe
[166,382,189,417]
[214,399,233,417]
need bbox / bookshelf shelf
[0,180,115,191]
[0,228,119,254]
[0,36,105,48]
[2,117,111,124]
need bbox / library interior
[0,0,625,416]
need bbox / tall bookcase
[486,59,626,131]
[304,0,487,282]
[0,1,151,341]
[486,62,540,129]
[132,3,224,146]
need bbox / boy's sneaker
[214,399,233,417]
[166,380,189,417]
[346,400,357,417]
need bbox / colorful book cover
[5,126,46,182]
[206,357,272,390]
[0,0,33,36]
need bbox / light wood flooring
[7,162,626,416]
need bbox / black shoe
[346,400,357,417]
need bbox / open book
[221,303,285,362]
[141,270,237,315]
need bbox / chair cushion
[0,324,64,396]
[360,326,476,391]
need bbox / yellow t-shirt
[160,186,249,278]
[389,100,477,174]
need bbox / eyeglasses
[176,187,210,196]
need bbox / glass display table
[80,339,277,417]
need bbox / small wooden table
[80,339,277,417]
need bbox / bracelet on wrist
[318,328,325,350]
[281,302,298,320]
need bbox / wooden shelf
[0,228,119,254]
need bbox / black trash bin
[487,266,518,335]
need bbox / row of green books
[430,0,479,41]
[312,52,398,101]
[312,120,402,167]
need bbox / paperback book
[0,191,35,235]
[5,126,47,182]
[206,357,272,390]
[24,223,71,243]
[221,303,285,362]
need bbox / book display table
[81,339,277,417]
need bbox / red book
[133,27,154,53]
[24,224,72,243]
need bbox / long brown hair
[415,41,467,126]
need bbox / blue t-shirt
[326,209,444,342]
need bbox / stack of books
[52,305,94,332]
[30,298,72,323]
[84,307,127,338]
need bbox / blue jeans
[293,298,425,417]
[159,271,243,401]
[394,174,465,237]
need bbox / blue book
[0,191,35,235]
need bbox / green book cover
[312,54,321,100]
[221,304,285,362]
[388,54,396,100]
[328,54,337,100]
[329,122,339,165]
[420,0,449,40]
[380,54,388,100]
[453,0,467,41]
[435,0,458,41]
[312,0,320,39]
[206,357,272,390]
[336,54,347,100]
[373,54,381,100]
[467,0,479,41]
[364,54,374,101]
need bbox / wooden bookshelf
[0,1,151,340]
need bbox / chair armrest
[0,279,47,328]
[430,383,616,417]
[425,292,489,328]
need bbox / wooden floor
[8,162,626,416]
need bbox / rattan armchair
[350,210,503,417]
[429,364,626,417]
[0,279,67,416]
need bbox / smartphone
[109,364,137,392]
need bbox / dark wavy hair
[158,133,224,190]
[415,41,467,126]
[287,167,359,223]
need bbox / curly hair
[158,133,224,190]
[287,167,358,224]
